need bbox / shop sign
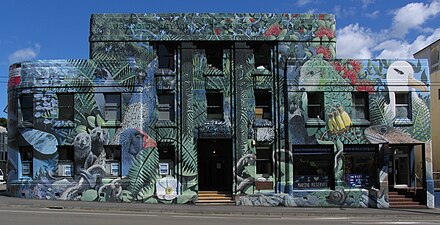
[292,145,333,153]
[344,144,377,152]
[293,175,329,188]
[347,174,370,188]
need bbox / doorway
[390,146,411,188]
[197,139,232,191]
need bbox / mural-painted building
[7,13,433,208]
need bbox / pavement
[1,183,440,218]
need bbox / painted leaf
[81,189,98,202]
[20,128,58,155]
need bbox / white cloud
[333,6,356,18]
[336,23,375,59]
[376,28,440,58]
[8,43,41,63]
[296,0,315,7]
[361,0,375,9]
[390,1,440,38]
[365,10,379,19]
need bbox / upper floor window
[157,92,175,121]
[255,90,272,120]
[104,93,121,121]
[307,92,324,120]
[395,92,411,120]
[206,90,223,121]
[251,43,271,71]
[20,94,33,124]
[352,92,369,120]
[157,43,175,70]
[58,93,74,121]
[206,45,223,70]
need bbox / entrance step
[196,191,235,205]
[388,190,426,208]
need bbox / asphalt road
[1,207,440,225]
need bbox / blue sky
[0,0,439,118]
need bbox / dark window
[58,93,74,121]
[255,90,272,120]
[57,146,74,177]
[157,92,174,121]
[20,146,33,177]
[293,145,334,189]
[307,92,324,119]
[206,45,223,70]
[343,145,378,188]
[104,93,121,121]
[206,91,223,121]
[352,92,369,120]
[256,145,273,176]
[395,92,411,119]
[158,143,175,176]
[20,94,33,124]
[251,43,271,70]
[104,145,121,177]
[157,43,175,70]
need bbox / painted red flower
[319,14,325,20]
[348,60,362,73]
[299,27,304,34]
[264,24,282,37]
[315,27,334,39]
[343,68,357,84]
[225,18,231,23]
[316,46,331,59]
[215,28,221,35]
[331,61,345,72]
[356,81,374,92]
[249,17,255,23]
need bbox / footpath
[1,185,440,219]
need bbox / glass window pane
[206,46,223,70]
[158,44,174,70]
[104,94,121,121]
[344,152,377,188]
[207,91,223,120]
[20,95,33,122]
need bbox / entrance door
[392,148,410,188]
[198,139,232,191]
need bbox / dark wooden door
[198,139,232,191]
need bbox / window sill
[155,120,177,128]
[393,118,413,126]
[102,121,122,128]
[253,119,273,127]
[252,68,272,76]
[155,69,176,76]
[352,119,371,126]
[306,118,325,126]
[18,121,34,128]
[203,67,224,76]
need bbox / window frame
[158,143,175,176]
[343,144,378,189]
[307,92,324,120]
[205,45,224,70]
[255,90,272,121]
[104,145,121,177]
[104,93,121,122]
[352,92,369,121]
[157,43,175,70]
[57,145,74,177]
[256,145,273,177]
[395,92,411,120]
[20,94,34,124]
[20,146,33,177]
[157,92,175,121]
[250,42,272,71]
[206,90,224,121]
[58,93,74,121]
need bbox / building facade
[7,13,433,208]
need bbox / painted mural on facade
[7,13,433,208]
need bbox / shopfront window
[57,146,74,177]
[293,145,334,189]
[158,143,175,176]
[344,145,378,188]
[20,146,33,177]
[104,145,121,177]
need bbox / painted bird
[120,128,157,176]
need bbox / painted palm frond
[179,135,198,176]
[369,94,393,126]
[128,147,159,198]
[402,96,431,142]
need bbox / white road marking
[352,222,440,225]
